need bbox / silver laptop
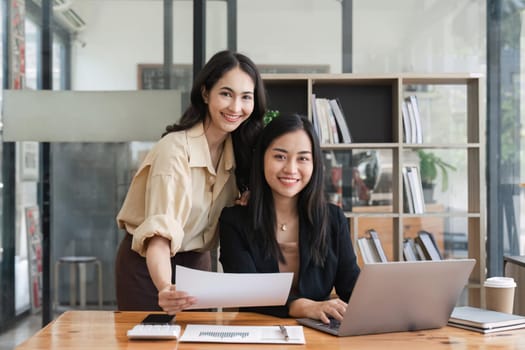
[297,259,475,336]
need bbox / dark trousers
[115,233,211,311]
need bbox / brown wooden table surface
[15,310,525,350]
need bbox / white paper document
[179,324,305,344]
[175,265,293,309]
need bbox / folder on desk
[448,306,525,333]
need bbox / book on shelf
[448,306,525,334]
[357,237,375,264]
[312,95,352,144]
[402,167,415,213]
[402,238,421,261]
[313,97,332,144]
[367,229,388,262]
[403,165,425,214]
[357,229,388,264]
[401,100,412,143]
[407,95,423,143]
[414,241,427,261]
[405,98,417,144]
[402,95,423,144]
[415,230,443,260]
[325,100,340,144]
[328,98,352,143]
[311,93,321,140]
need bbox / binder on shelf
[358,230,388,264]
[314,97,332,144]
[401,100,412,143]
[367,229,388,262]
[328,98,352,143]
[402,238,420,261]
[415,230,442,260]
[311,93,321,140]
[325,100,340,144]
[403,165,425,214]
[408,95,423,144]
[404,95,423,144]
[414,241,427,261]
[409,166,425,213]
[357,237,375,264]
[402,167,415,213]
[405,97,418,144]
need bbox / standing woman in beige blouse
[115,50,267,314]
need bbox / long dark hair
[248,114,328,266]
[163,50,267,191]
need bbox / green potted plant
[417,150,456,202]
[263,110,280,126]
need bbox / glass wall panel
[487,0,524,274]
[0,0,4,326]
[353,0,485,74]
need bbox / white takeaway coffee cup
[484,277,516,314]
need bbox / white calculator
[127,314,180,340]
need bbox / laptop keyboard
[328,318,341,330]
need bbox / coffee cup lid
[484,276,516,288]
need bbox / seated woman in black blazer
[219,114,360,324]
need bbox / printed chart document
[175,265,293,309]
[179,324,305,344]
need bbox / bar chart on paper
[179,325,305,344]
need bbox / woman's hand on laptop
[289,298,348,324]
[158,284,197,315]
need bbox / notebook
[448,306,525,333]
[297,259,475,336]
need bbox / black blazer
[219,203,360,318]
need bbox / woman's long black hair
[248,114,328,266]
[163,50,267,192]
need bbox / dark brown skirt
[115,233,211,311]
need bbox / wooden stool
[54,256,103,308]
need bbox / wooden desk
[16,311,525,350]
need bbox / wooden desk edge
[15,310,525,350]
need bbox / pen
[278,325,289,341]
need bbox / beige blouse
[116,122,238,257]
[278,241,300,292]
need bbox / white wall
[70,0,485,90]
